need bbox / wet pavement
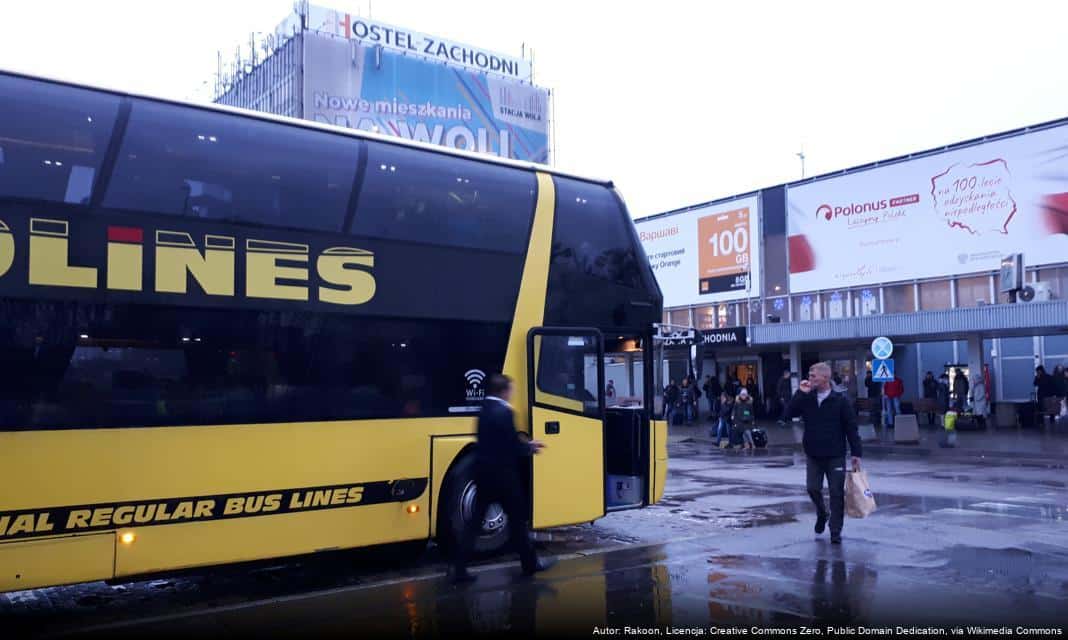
[671,416,1068,460]
[5,442,1068,637]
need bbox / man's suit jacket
[475,398,531,489]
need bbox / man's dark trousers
[807,456,846,534]
[454,472,537,573]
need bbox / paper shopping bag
[845,469,876,518]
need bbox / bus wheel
[439,455,510,554]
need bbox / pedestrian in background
[724,374,739,398]
[1052,365,1066,401]
[922,372,939,425]
[715,392,735,448]
[734,388,757,449]
[664,380,680,426]
[692,379,702,421]
[777,370,793,424]
[969,373,989,429]
[864,370,882,426]
[1035,366,1056,424]
[679,379,695,425]
[937,373,951,413]
[882,375,904,427]
[785,362,863,545]
[952,368,969,412]
[704,375,721,420]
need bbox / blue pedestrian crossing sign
[872,359,895,382]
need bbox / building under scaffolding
[211,3,553,164]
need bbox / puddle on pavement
[662,486,797,506]
[929,473,1067,488]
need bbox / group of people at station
[665,359,1068,439]
[663,375,760,425]
[1034,365,1068,425]
[663,374,763,449]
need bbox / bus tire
[438,454,510,555]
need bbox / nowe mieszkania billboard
[277,3,550,163]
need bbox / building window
[1001,358,1038,401]
[105,99,359,232]
[1039,266,1068,301]
[1044,335,1068,356]
[743,300,763,325]
[999,336,1035,357]
[852,288,880,316]
[821,291,850,319]
[355,141,536,253]
[918,280,952,311]
[883,284,915,314]
[695,303,734,328]
[548,176,643,288]
[955,275,991,308]
[0,301,512,429]
[669,309,690,327]
[695,306,716,330]
[0,74,121,205]
[792,294,820,322]
[718,304,735,328]
[766,297,789,323]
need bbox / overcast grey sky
[3,1,1067,218]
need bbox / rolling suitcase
[729,424,745,447]
[750,428,768,448]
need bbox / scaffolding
[215,34,303,119]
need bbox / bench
[854,397,880,423]
[913,398,940,415]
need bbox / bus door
[527,328,605,528]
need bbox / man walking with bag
[785,362,863,544]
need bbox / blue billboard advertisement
[303,34,550,163]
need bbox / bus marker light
[407,504,419,514]
[120,532,136,545]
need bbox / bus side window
[351,141,535,253]
[0,74,119,205]
[102,99,358,232]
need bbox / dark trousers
[807,456,846,534]
[454,476,537,573]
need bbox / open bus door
[527,328,605,528]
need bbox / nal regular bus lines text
[591,626,1064,636]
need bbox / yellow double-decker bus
[0,69,666,592]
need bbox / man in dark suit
[785,362,863,544]
[451,373,555,583]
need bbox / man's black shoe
[521,557,557,576]
[815,513,828,534]
[449,568,476,584]
[830,533,842,544]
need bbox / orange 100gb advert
[697,207,751,295]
